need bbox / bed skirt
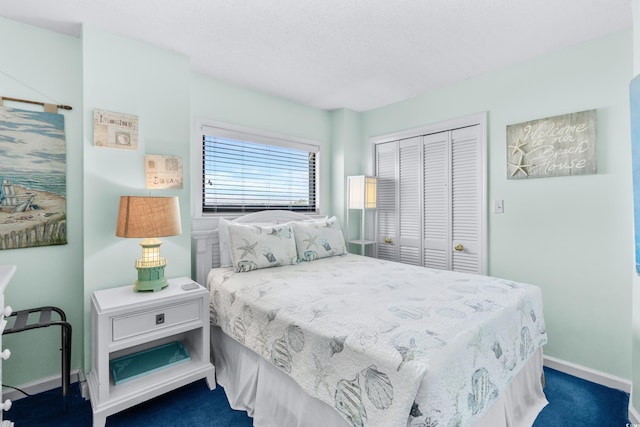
[211,326,547,427]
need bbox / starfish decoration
[507,138,527,156]
[268,227,282,237]
[508,154,531,177]
[237,239,257,258]
[313,354,335,396]
[303,232,319,249]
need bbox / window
[202,125,319,213]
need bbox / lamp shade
[348,176,377,209]
[116,196,182,238]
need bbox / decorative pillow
[292,216,347,261]
[228,222,298,272]
[218,218,233,268]
[219,218,280,268]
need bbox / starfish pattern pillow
[292,216,347,261]
[228,222,298,272]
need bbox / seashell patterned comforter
[208,254,547,427]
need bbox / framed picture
[93,109,139,150]
[145,154,183,189]
[0,106,67,249]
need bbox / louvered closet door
[375,141,398,261]
[423,131,451,270]
[450,126,482,273]
[398,137,422,265]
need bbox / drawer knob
[1,399,11,411]
[0,349,10,360]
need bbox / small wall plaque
[145,154,183,189]
[93,109,139,150]
[506,110,597,179]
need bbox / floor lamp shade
[348,175,377,209]
[116,196,182,292]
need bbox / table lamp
[116,196,182,292]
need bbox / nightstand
[86,277,216,427]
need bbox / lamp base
[134,277,168,292]
[134,264,168,292]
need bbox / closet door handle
[454,243,464,251]
[384,237,393,244]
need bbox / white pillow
[292,216,346,261]
[218,218,233,268]
[228,222,298,272]
[218,218,278,268]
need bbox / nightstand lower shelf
[87,358,215,427]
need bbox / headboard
[191,210,320,287]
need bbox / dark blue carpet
[5,379,253,426]
[533,367,630,427]
[4,367,631,426]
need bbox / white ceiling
[0,0,633,111]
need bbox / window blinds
[202,132,318,213]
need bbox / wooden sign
[506,110,597,179]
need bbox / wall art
[0,106,67,249]
[93,108,139,150]
[506,109,597,179]
[145,154,183,189]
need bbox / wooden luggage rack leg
[3,306,72,413]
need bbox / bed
[192,211,548,427]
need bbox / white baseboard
[2,369,85,402]
[543,355,638,421]
[543,355,631,393]
[630,405,640,424]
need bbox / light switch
[494,200,504,214]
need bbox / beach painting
[0,106,67,250]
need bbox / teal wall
[631,0,640,415]
[0,17,84,387]
[363,31,634,379]
[189,72,332,215]
[0,15,638,418]
[81,25,193,370]
[328,109,363,229]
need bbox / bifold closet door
[398,137,422,265]
[450,125,483,273]
[375,141,397,261]
[423,131,450,270]
[375,136,424,266]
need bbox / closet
[373,115,487,275]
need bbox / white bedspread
[208,254,547,427]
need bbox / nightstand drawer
[112,300,201,341]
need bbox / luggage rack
[3,306,71,413]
